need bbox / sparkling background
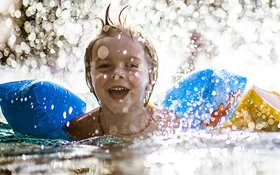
[1,0,280,109]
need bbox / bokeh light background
[1,0,280,109]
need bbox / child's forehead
[91,34,145,58]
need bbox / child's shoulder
[65,107,102,140]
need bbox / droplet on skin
[122,107,128,113]
[95,129,100,134]
[114,75,120,80]
[119,99,124,103]
[103,74,107,79]
[97,46,109,59]
[130,58,134,62]
[135,72,139,77]
[123,50,127,55]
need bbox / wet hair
[84,4,159,107]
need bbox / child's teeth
[112,87,126,91]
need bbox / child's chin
[108,102,130,112]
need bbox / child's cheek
[129,71,148,88]
[96,73,108,80]
[128,71,140,81]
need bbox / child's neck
[99,105,153,136]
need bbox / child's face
[89,32,150,114]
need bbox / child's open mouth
[108,86,130,101]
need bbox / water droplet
[63,111,67,119]
[97,46,109,59]
[122,107,128,113]
[138,37,143,42]
[103,74,107,79]
[68,106,73,114]
[215,79,220,83]
[22,154,26,160]
[119,99,124,103]
[123,50,127,55]
[118,33,122,39]
[135,72,139,77]
[14,10,21,18]
[51,104,54,110]
[212,91,217,96]
[66,121,70,127]
[114,75,120,80]
[226,88,230,93]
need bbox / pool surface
[1,123,280,175]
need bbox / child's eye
[126,63,139,69]
[97,64,112,69]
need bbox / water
[2,0,280,174]
[1,123,280,174]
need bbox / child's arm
[64,108,102,140]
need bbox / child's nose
[111,65,125,80]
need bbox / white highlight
[97,46,109,59]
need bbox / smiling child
[65,5,180,140]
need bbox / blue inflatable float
[163,69,247,130]
[0,80,86,140]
